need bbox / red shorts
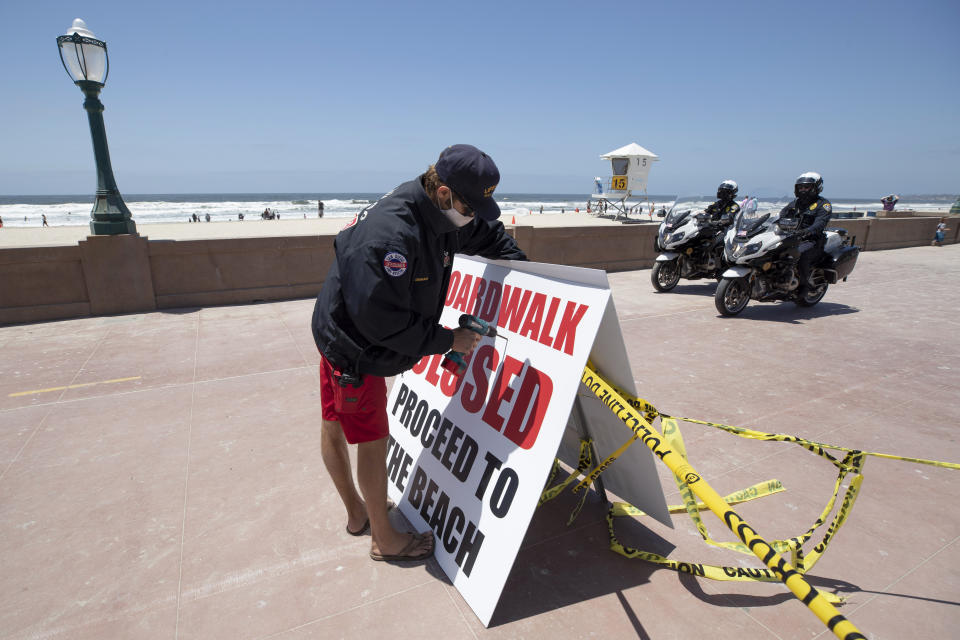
[318,355,389,444]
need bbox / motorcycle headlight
[743,242,761,255]
[669,231,685,243]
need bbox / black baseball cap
[435,144,501,221]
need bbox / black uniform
[778,196,833,290]
[704,199,739,254]
[312,178,527,378]
[703,199,739,227]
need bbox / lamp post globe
[57,18,136,236]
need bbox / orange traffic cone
[511,215,516,224]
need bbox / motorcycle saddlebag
[833,246,860,280]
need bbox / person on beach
[42,214,49,227]
[778,172,833,296]
[318,201,325,218]
[311,144,527,563]
[933,217,948,246]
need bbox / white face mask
[440,191,472,228]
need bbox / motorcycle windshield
[732,196,789,237]
[762,195,792,218]
[663,196,710,229]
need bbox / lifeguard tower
[590,143,659,220]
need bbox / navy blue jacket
[779,196,833,240]
[704,199,740,227]
[312,177,527,377]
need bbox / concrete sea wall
[1,216,956,324]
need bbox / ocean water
[0,192,953,228]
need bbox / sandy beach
[0,212,643,249]
[1,208,949,250]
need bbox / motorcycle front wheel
[651,260,681,292]
[715,277,750,316]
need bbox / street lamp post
[57,18,136,236]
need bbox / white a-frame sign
[386,256,670,626]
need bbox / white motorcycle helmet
[717,180,739,202]
[794,172,823,205]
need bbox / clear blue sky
[2,0,957,197]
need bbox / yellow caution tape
[604,506,843,605]
[612,478,787,518]
[556,429,859,585]
[540,364,958,637]
[663,414,960,471]
[571,433,638,495]
[573,363,868,640]
[539,438,594,524]
[600,369,957,470]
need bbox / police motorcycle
[714,199,861,316]
[651,196,729,292]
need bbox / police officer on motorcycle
[704,180,740,255]
[705,179,741,226]
[778,172,833,296]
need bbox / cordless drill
[441,314,497,376]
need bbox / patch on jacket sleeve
[383,252,408,277]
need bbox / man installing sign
[311,144,527,562]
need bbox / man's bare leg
[320,419,367,533]
[357,436,433,557]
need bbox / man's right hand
[451,327,482,354]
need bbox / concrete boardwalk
[1,245,958,639]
